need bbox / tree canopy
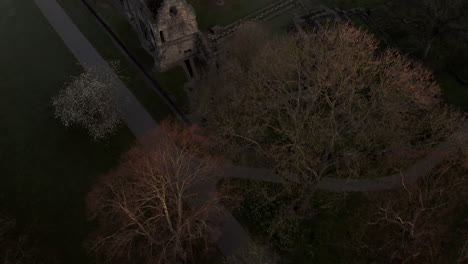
[199,23,464,184]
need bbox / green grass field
[156,67,190,112]
[223,174,467,263]
[319,0,383,9]
[90,2,190,113]
[56,0,175,121]
[314,0,468,107]
[222,179,368,263]
[263,5,302,33]
[188,0,277,30]
[0,0,134,262]
[438,72,468,107]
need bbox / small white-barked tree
[52,63,122,141]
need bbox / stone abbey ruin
[113,0,374,80]
[114,0,203,78]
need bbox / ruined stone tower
[116,0,200,74]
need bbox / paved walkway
[32,0,255,259]
[32,0,468,261]
[224,120,468,191]
[80,0,188,123]
[33,0,155,139]
[210,0,297,42]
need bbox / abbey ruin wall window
[124,1,134,21]
[184,59,194,78]
[149,27,156,44]
[139,20,148,40]
[169,6,178,17]
[149,42,155,52]
[160,31,166,43]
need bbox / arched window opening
[169,6,178,17]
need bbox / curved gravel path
[224,120,467,191]
[32,0,255,258]
[33,1,466,261]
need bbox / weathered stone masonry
[115,0,200,75]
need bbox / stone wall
[151,0,199,71]
[113,0,200,72]
[116,0,157,53]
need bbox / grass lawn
[156,67,189,112]
[348,14,372,32]
[437,72,468,108]
[0,0,134,263]
[222,176,467,263]
[317,0,384,9]
[188,0,277,30]
[222,178,367,263]
[315,0,468,107]
[56,0,175,121]
[90,2,190,113]
[263,5,303,34]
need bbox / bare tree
[393,0,466,58]
[355,143,468,263]
[191,22,269,123]
[224,241,282,264]
[52,62,122,141]
[86,120,223,264]
[201,22,464,186]
[219,22,270,71]
[197,23,465,241]
[420,0,465,58]
[0,213,18,263]
[0,212,54,264]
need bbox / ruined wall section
[112,0,201,72]
[151,0,200,71]
[117,0,158,54]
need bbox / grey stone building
[114,0,201,76]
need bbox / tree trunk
[422,36,436,59]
